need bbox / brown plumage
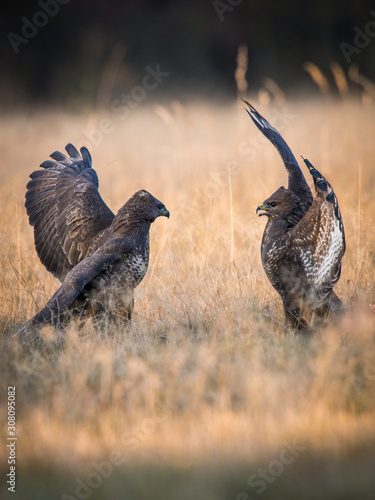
[21,143,169,332]
[243,101,346,332]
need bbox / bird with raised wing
[243,101,345,332]
[21,143,169,333]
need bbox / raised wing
[242,100,313,212]
[25,144,115,282]
[291,158,345,305]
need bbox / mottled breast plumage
[244,102,345,331]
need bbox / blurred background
[2,0,375,109]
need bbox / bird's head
[130,190,170,222]
[256,187,302,220]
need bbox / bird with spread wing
[20,143,169,333]
[243,101,345,332]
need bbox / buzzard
[21,143,169,332]
[243,101,345,332]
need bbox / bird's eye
[157,203,163,209]
[270,201,277,207]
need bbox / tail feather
[326,290,344,313]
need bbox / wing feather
[65,143,81,160]
[242,100,313,212]
[291,159,345,304]
[25,238,135,327]
[25,253,118,327]
[80,146,92,165]
[25,144,115,281]
[50,151,69,162]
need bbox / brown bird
[243,101,345,332]
[21,143,169,332]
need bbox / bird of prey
[243,101,345,332]
[21,143,169,332]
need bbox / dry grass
[1,98,375,499]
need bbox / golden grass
[1,98,375,499]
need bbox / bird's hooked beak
[159,206,170,219]
[256,203,271,217]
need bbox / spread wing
[25,144,115,282]
[242,100,313,212]
[23,238,135,328]
[290,158,345,305]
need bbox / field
[1,98,375,499]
